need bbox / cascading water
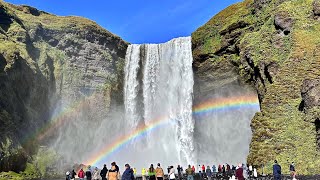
[51,36,260,171]
[124,37,195,166]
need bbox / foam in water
[124,37,195,166]
[51,36,260,171]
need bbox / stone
[274,11,294,35]
[313,0,320,16]
[301,79,320,109]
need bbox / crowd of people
[65,160,296,180]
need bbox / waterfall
[124,37,195,165]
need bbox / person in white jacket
[169,166,175,180]
[253,168,258,178]
[93,167,100,180]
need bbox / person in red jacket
[192,165,195,172]
[235,164,244,180]
[78,168,85,180]
[201,165,205,174]
[218,165,222,173]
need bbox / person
[235,164,244,180]
[71,169,76,180]
[242,164,248,179]
[212,165,216,173]
[222,165,226,175]
[133,168,137,179]
[148,164,156,180]
[93,167,100,180]
[114,161,120,177]
[248,165,253,177]
[226,164,230,172]
[108,162,119,180]
[142,168,147,180]
[185,165,194,180]
[218,164,222,173]
[100,164,108,180]
[290,162,296,179]
[177,165,183,180]
[201,165,205,174]
[155,163,164,180]
[198,165,202,177]
[205,166,212,180]
[253,168,258,178]
[66,171,70,180]
[169,166,175,180]
[78,168,85,180]
[192,165,195,173]
[122,164,134,180]
[273,160,282,180]
[86,166,92,180]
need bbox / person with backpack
[78,168,85,180]
[155,163,164,180]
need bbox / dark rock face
[0,1,128,173]
[253,0,272,10]
[301,79,320,110]
[274,11,294,35]
[313,0,320,16]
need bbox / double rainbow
[84,94,260,166]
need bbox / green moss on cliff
[0,0,128,175]
[192,0,320,175]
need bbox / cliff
[0,1,127,177]
[192,0,320,174]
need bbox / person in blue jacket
[273,160,282,180]
[122,164,134,180]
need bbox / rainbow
[85,94,260,166]
[22,92,99,145]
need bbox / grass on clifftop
[192,0,320,175]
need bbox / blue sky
[5,0,242,44]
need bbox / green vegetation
[192,0,320,175]
[0,0,127,177]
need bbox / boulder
[301,79,320,109]
[313,0,320,16]
[274,11,294,35]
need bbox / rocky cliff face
[192,0,320,174]
[0,1,127,174]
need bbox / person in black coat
[122,164,134,180]
[273,160,282,180]
[100,164,108,180]
[86,167,92,180]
